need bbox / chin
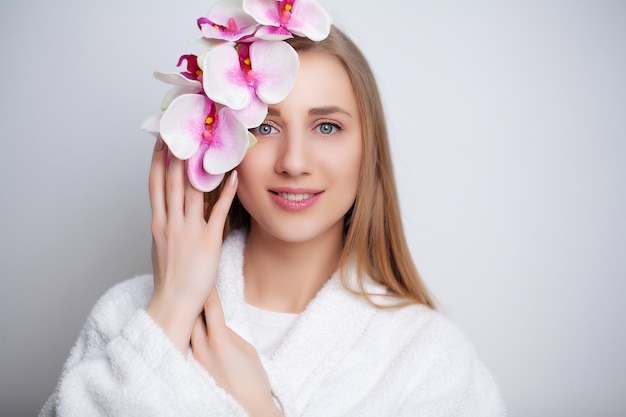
[252,218,345,246]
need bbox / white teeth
[278,192,315,201]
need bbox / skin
[240,51,362,313]
[145,51,362,416]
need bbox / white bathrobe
[40,230,506,416]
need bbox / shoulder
[371,304,506,414]
[340,274,479,358]
[370,302,491,376]
[386,304,473,350]
[367,302,476,358]
[351,275,481,360]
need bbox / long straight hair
[209,27,435,309]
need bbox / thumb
[205,170,238,241]
[204,286,227,339]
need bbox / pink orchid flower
[197,0,257,42]
[243,0,331,41]
[159,93,250,191]
[152,55,204,110]
[201,39,299,127]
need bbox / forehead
[275,51,358,116]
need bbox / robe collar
[215,230,384,415]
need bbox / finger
[191,315,215,365]
[166,154,185,224]
[151,240,162,281]
[227,327,257,353]
[184,173,206,223]
[204,286,227,339]
[148,136,167,232]
[205,170,238,239]
[191,315,208,350]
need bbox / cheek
[237,145,268,181]
[235,150,263,206]
[327,140,362,197]
[344,136,363,187]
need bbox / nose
[274,129,310,176]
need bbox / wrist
[146,291,199,353]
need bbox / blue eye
[316,122,340,135]
[252,123,277,136]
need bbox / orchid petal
[203,107,249,174]
[234,34,262,43]
[243,0,331,41]
[207,0,256,26]
[199,0,258,41]
[198,20,257,42]
[192,37,231,50]
[253,25,293,41]
[154,71,201,88]
[140,113,162,137]
[161,85,203,110]
[249,40,299,104]
[199,25,256,42]
[231,92,268,128]
[243,0,280,26]
[287,0,331,41]
[187,142,225,192]
[154,72,203,109]
[201,44,251,110]
[159,94,206,160]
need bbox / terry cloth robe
[40,229,506,417]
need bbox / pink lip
[268,188,323,211]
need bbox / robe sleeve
[39,276,248,417]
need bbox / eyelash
[315,121,342,136]
[249,120,343,137]
[250,121,279,137]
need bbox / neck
[243,224,343,313]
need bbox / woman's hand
[191,289,284,417]
[145,136,238,353]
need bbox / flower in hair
[154,55,204,110]
[160,94,253,191]
[141,0,331,191]
[243,0,331,41]
[201,40,299,127]
[197,0,257,41]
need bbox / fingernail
[228,170,238,187]
[154,137,164,151]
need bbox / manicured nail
[228,170,238,187]
[154,137,164,151]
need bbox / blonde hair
[208,26,435,309]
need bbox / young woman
[40,5,505,417]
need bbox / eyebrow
[309,106,352,118]
[266,106,352,118]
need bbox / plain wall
[1,1,624,416]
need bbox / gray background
[1,0,625,416]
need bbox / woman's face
[237,51,362,245]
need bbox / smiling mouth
[269,190,323,211]
[275,192,317,201]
